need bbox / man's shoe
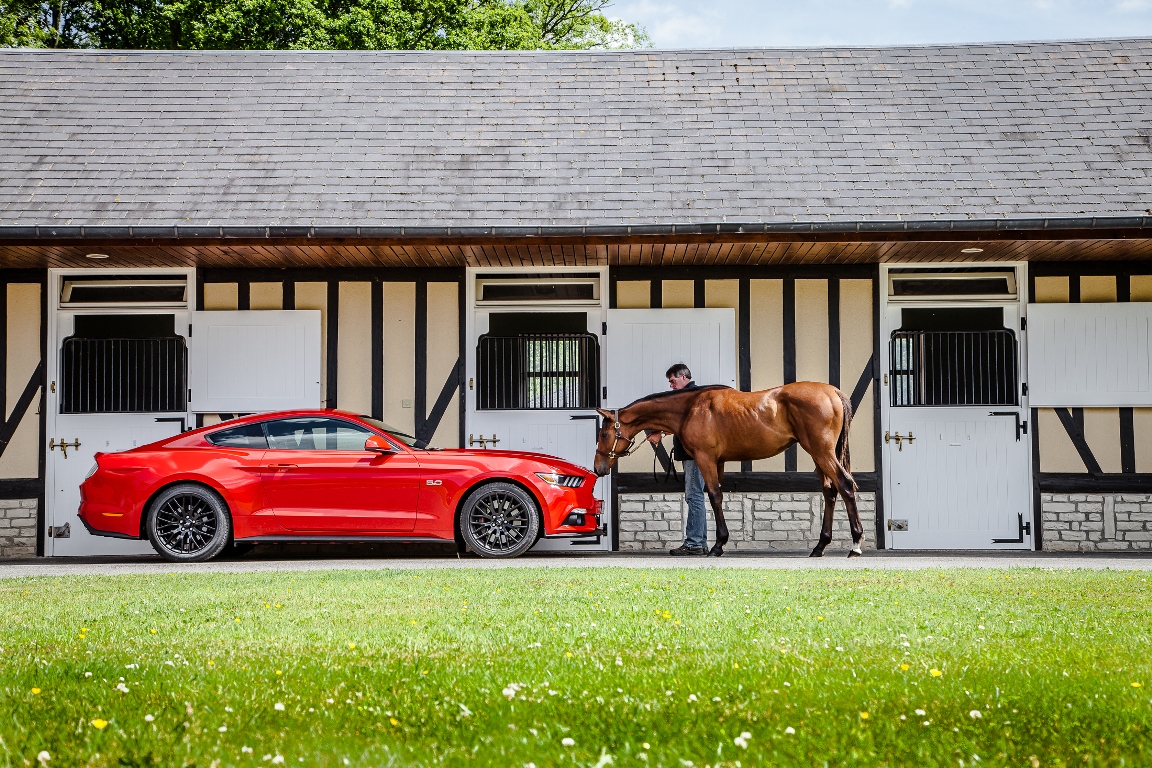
[669,544,706,556]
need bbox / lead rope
[652,439,680,485]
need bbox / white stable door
[605,309,737,406]
[881,295,1032,550]
[45,309,189,557]
[884,407,1031,549]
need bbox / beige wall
[250,282,283,310]
[203,283,238,311]
[661,280,694,308]
[1034,276,1068,304]
[426,282,459,448]
[840,279,875,473]
[749,279,785,471]
[1080,275,1116,303]
[1130,275,1152,302]
[294,283,328,405]
[0,284,40,479]
[383,282,417,435]
[337,282,372,415]
[794,280,829,472]
[616,281,649,309]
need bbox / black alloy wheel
[146,483,232,563]
[459,481,541,558]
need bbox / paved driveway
[1,550,1149,578]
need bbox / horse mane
[623,384,732,410]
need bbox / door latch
[887,519,908,531]
[47,522,71,538]
[884,431,915,450]
[468,434,500,448]
[49,438,81,459]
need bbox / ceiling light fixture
[960,248,984,254]
[85,253,110,259]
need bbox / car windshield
[356,416,429,449]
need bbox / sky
[609,0,1152,48]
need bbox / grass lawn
[2,567,1150,767]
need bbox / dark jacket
[671,381,698,462]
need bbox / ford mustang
[78,410,603,562]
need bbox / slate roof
[2,39,1151,229]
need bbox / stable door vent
[61,337,187,413]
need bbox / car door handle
[268,463,297,470]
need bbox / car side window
[264,417,373,451]
[206,422,269,449]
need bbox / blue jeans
[682,459,708,549]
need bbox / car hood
[434,449,592,476]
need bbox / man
[646,363,708,556]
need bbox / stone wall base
[0,498,38,558]
[1042,493,1152,551]
[617,491,876,552]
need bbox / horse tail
[835,387,855,489]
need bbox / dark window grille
[61,337,187,413]
[889,330,1018,407]
[477,333,600,410]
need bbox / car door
[259,416,420,532]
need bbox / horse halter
[596,410,639,461]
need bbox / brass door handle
[49,438,81,459]
[884,431,915,451]
[468,434,501,448]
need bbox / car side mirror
[365,435,396,454]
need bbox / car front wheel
[459,482,541,558]
[145,483,232,563]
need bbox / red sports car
[78,410,602,562]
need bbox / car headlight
[535,472,584,488]
[84,462,99,480]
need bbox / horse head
[592,407,638,476]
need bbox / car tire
[145,483,232,563]
[459,481,541,559]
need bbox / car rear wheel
[459,482,541,558]
[145,483,232,563]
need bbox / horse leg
[841,474,864,558]
[695,458,728,557]
[809,471,837,558]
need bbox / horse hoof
[847,548,863,559]
[707,546,724,557]
[809,549,824,558]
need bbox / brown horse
[593,382,862,558]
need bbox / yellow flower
[208,660,214,666]
[31,688,41,695]
[348,643,356,650]
[235,618,241,623]
[566,652,573,658]
[817,616,824,621]
[860,712,869,720]
[389,717,399,726]
[930,669,942,677]
[275,604,282,609]
[421,670,428,675]
[91,719,108,729]
[1133,682,1143,688]
[899,664,910,671]
[275,670,282,675]
[411,621,417,626]
[733,662,740,669]
[150,629,157,634]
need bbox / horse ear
[595,408,614,422]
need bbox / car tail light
[594,499,605,516]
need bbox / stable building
[2,39,1152,558]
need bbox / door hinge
[188,388,192,403]
[1020,317,1027,330]
[188,323,192,337]
[602,322,607,335]
[1022,382,1028,397]
[602,386,607,400]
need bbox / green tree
[1,0,649,50]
